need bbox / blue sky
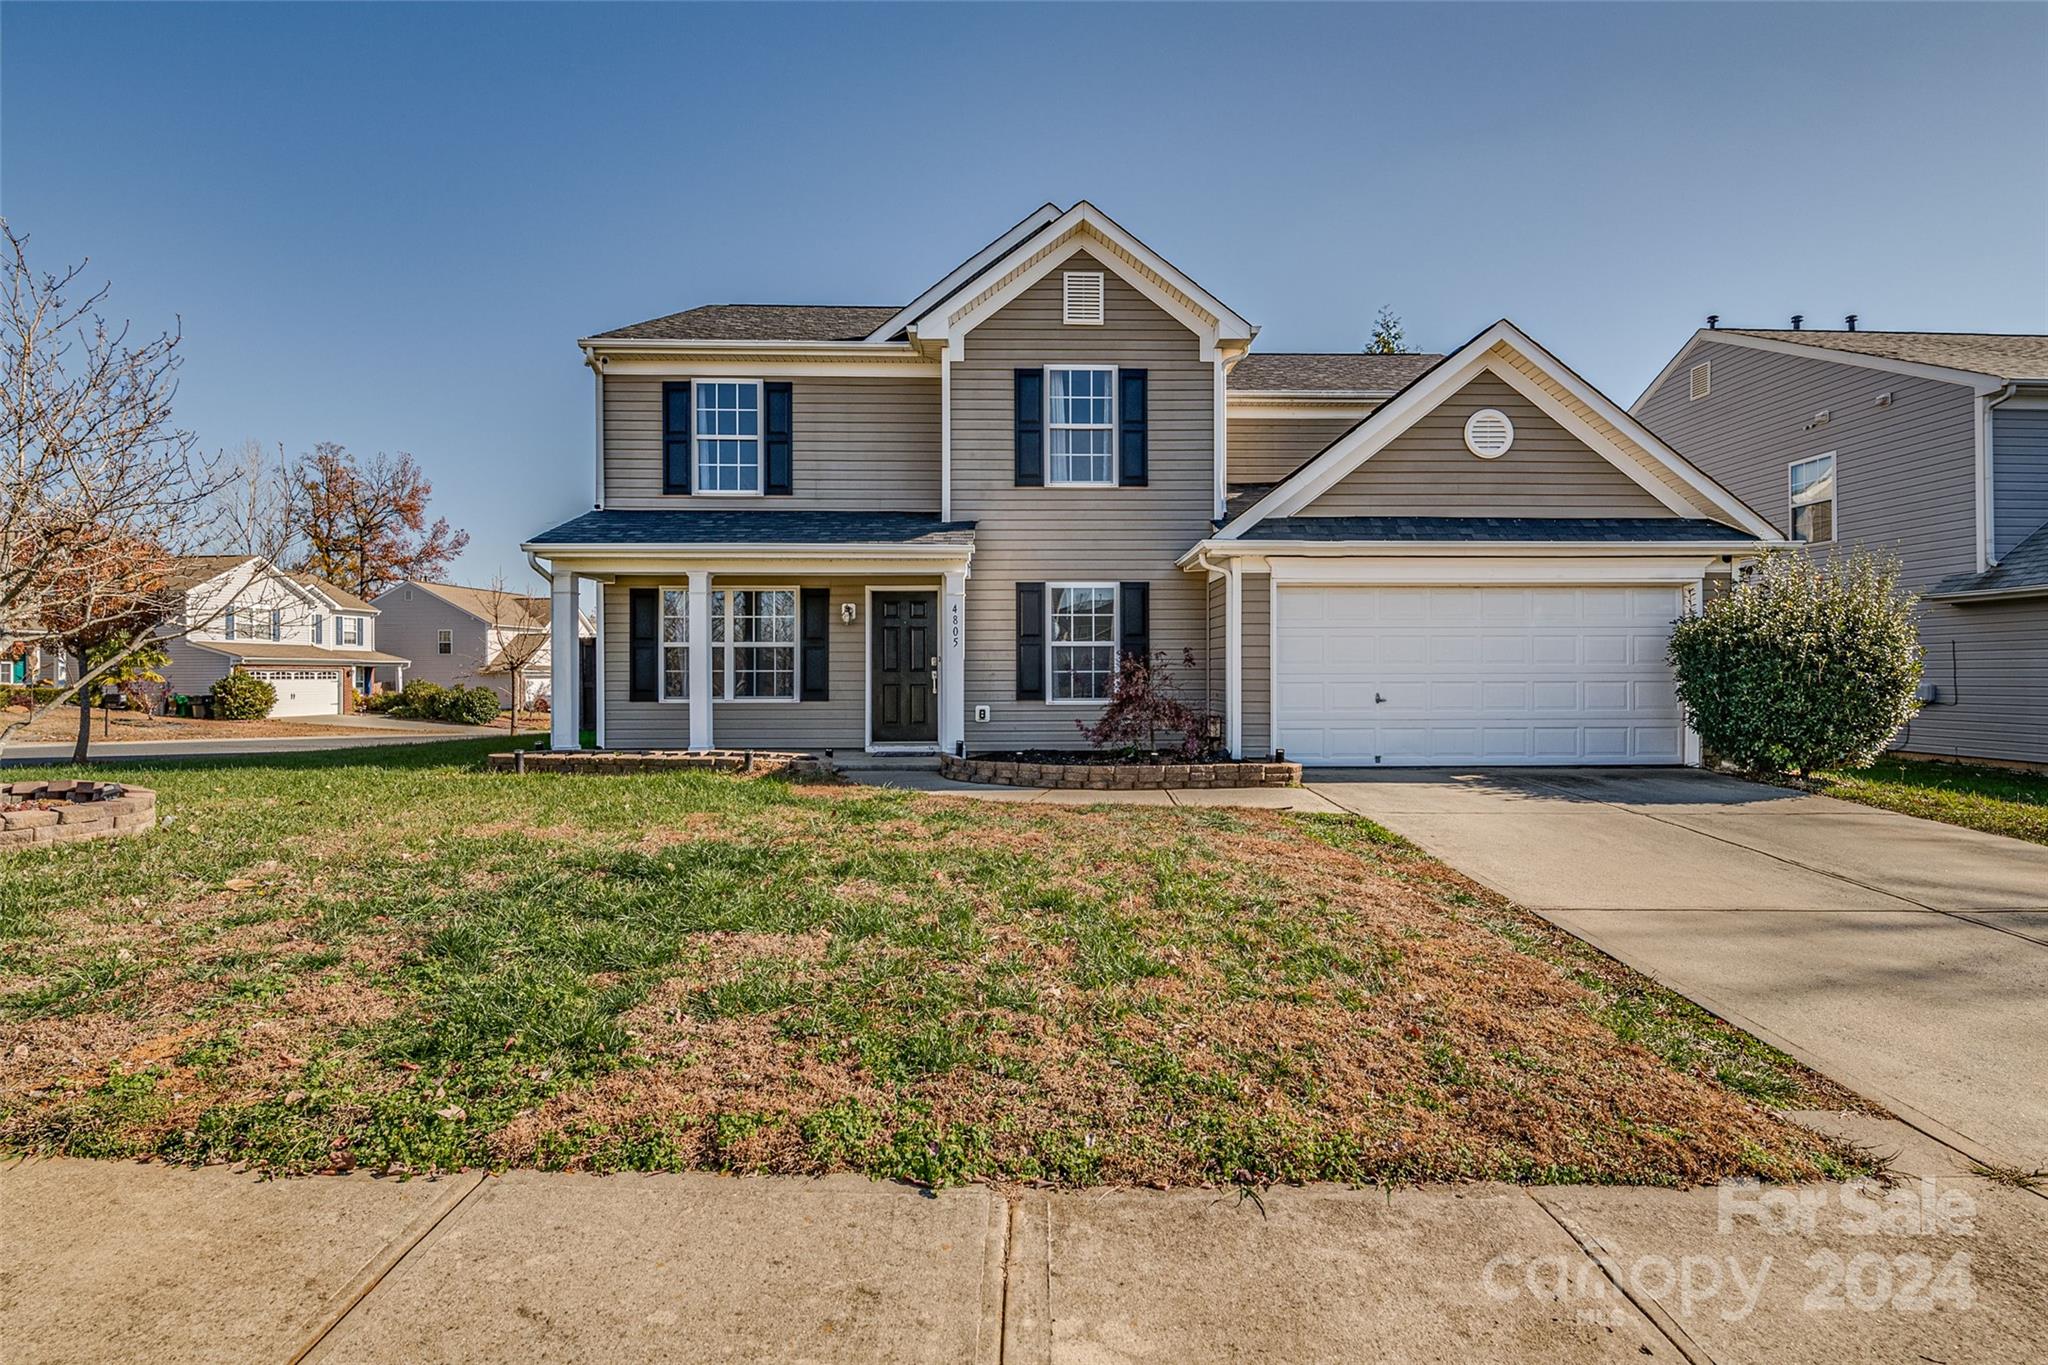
[6,2,2044,585]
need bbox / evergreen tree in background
[1366,305,1408,354]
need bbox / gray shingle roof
[527,510,975,548]
[1228,352,1444,393]
[1927,522,2048,599]
[590,305,903,343]
[1234,516,1757,543]
[1724,330,2048,381]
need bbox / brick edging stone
[940,754,1300,790]
[0,787,157,851]
[488,750,831,777]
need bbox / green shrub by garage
[211,671,278,721]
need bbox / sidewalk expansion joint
[1526,1190,1716,1365]
[285,1169,490,1364]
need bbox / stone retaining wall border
[0,788,157,851]
[941,754,1300,790]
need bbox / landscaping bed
[489,749,828,777]
[0,737,1871,1188]
[0,781,156,850]
[944,751,1300,790]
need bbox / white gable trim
[907,202,1255,361]
[865,203,1063,344]
[1219,321,1781,541]
[1631,331,2005,414]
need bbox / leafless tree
[1,222,233,758]
[212,438,298,563]
[475,572,551,736]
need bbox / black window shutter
[764,382,794,496]
[1119,582,1150,664]
[1118,369,1148,486]
[629,588,658,701]
[800,587,829,701]
[1014,369,1044,486]
[662,382,693,495]
[1015,581,1045,700]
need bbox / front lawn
[1816,757,2048,846]
[1,739,1871,1188]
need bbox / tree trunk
[71,650,92,763]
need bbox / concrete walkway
[4,1113,2041,1364]
[1310,768,2048,1170]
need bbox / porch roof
[525,509,976,552]
[187,641,410,666]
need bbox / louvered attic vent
[1463,408,1515,459]
[1690,361,1711,401]
[1062,271,1105,325]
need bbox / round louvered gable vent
[1463,408,1514,459]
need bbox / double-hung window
[1789,454,1835,544]
[695,380,762,494]
[1046,366,1115,486]
[436,628,453,655]
[709,589,796,700]
[659,588,689,700]
[1048,584,1117,702]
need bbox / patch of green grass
[1814,758,2048,845]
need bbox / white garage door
[1274,585,1687,766]
[242,668,343,717]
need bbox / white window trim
[691,377,766,498]
[1045,581,1119,705]
[1044,364,1118,489]
[710,585,801,704]
[657,585,690,703]
[436,628,453,655]
[1788,452,1837,545]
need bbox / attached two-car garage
[1271,584,1689,766]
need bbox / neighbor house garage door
[242,668,343,717]
[1273,585,1687,765]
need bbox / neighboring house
[371,580,588,705]
[1635,328,2048,767]
[157,555,409,715]
[524,202,1780,766]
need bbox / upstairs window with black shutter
[1013,370,1044,487]
[763,382,794,496]
[1045,366,1116,486]
[693,381,763,495]
[1117,370,1147,486]
[662,382,693,495]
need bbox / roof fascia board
[912,203,1254,356]
[1637,331,2006,403]
[1923,584,2048,603]
[1179,537,1778,567]
[590,354,940,380]
[521,541,974,560]
[1487,322,1784,538]
[865,203,1064,342]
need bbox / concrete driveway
[1309,767,2048,1168]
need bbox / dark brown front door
[871,592,937,743]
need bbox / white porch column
[687,571,713,750]
[939,569,967,754]
[548,570,579,749]
[1224,563,1244,759]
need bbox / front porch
[526,511,974,757]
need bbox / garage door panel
[1275,584,1686,766]
[243,668,343,717]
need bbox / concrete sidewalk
[3,1113,2041,1364]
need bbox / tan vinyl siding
[1205,575,1224,713]
[1226,416,1358,484]
[602,377,940,511]
[1635,339,2045,762]
[1298,373,1674,518]
[1241,572,1271,757]
[1493,345,1709,514]
[954,250,1215,751]
[599,576,877,751]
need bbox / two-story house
[1636,328,2048,767]
[159,555,409,715]
[526,202,1781,767]
[371,579,587,706]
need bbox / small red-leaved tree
[1076,648,1218,758]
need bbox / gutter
[1178,537,1787,568]
[521,540,972,559]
